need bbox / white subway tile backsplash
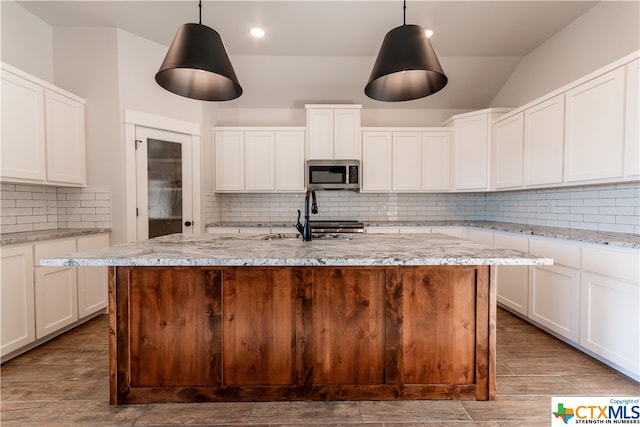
[0,185,111,233]
[5,181,629,235]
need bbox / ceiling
[16,0,601,109]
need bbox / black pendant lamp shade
[365,4,447,102]
[155,3,242,101]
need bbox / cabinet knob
[184,221,192,227]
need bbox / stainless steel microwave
[305,160,360,191]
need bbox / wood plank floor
[1,308,638,426]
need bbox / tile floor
[1,308,638,426]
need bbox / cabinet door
[45,90,86,185]
[361,132,392,192]
[1,245,35,356]
[215,131,245,191]
[34,238,78,338]
[1,69,46,182]
[580,272,639,377]
[34,266,78,338]
[565,67,625,183]
[333,108,361,159]
[524,94,565,186]
[493,113,524,189]
[422,131,451,192]
[625,58,640,178]
[392,132,421,191]
[275,131,305,192]
[77,234,109,318]
[306,109,333,159]
[244,132,275,191]
[528,264,580,342]
[494,233,529,316]
[453,114,490,191]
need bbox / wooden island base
[109,265,495,404]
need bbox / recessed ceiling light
[425,29,434,38]
[250,27,265,38]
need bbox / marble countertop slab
[40,232,553,268]
[205,220,640,249]
[1,228,111,245]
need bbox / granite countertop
[1,228,111,245]
[206,220,640,249]
[40,232,552,268]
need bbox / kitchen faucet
[296,189,318,241]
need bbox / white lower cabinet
[34,266,78,338]
[34,239,78,339]
[77,234,110,318]
[1,245,35,356]
[494,233,529,316]
[1,233,109,360]
[580,245,640,377]
[528,238,582,342]
[580,272,639,376]
[528,263,581,342]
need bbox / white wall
[0,0,53,82]
[52,27,125,243]
[491,1,640,107]
[116,30,203,126]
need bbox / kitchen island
[42,233,552,405]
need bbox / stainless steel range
[309,220,365,234]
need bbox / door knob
[184,221,192,227]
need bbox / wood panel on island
[110,265,494,404]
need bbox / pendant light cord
[403,0,406,25]
[198,0,202,24]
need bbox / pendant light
[365,0,447,102]
[155,1,242,101]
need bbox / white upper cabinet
[1,67,47,182]
[306,105,361,160]
[214,131,245,191]
[625,58,640,178]
[493,113,524,189]
[523,94,565,187]
[564,66,626,183]
[214,128,305,193]
[392,132,422,192]
[422,130,452,192]
[244,131,275,191]
[450,109,510,191]
[1,63,86,186]
[361,131,392,192]
[45,90,86,185]
[275,131,305,192]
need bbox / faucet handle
[295,209,304,235]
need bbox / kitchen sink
[261,233,354,241]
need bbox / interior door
[135,126,193,241]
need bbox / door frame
[124,109,201,243]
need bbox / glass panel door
[147,139,182,238]
[135,127,192,241]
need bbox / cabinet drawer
[529,238,580,269]
[582,246,640,284]
[34,239,76,266]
